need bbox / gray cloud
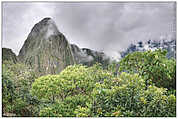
[2,2,176,59]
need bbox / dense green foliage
[119,49,176,89]
[2,49,176,117]
[2,61,39,116]
[90,73,176,117]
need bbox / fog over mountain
[2,2,176,60]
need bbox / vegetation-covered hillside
[2,49,176,117]
[2,48,17,64]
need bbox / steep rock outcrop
[18,18,75,74]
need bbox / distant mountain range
[2,17,176,75]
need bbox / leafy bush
[2,63,16,114]
[90,72,145,117]
[31,64,113,101]
[31,75,61,102]
[140,86,176,117]
[119,49,176,89]
[90,72,176,117]
[2,61,39,116]
[31,64,176,117]
[59,65,95,96]
[39,94,90,117]
[32,64,113,116]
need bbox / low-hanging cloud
[2,2,176,60]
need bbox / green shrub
[32,64,113,117]
[39,94,90,117]
[90,72,176,117]
[59,65,95,96]
[30,64,176,117]
[31,75,61,102]
[2,61,39,116]
[2,64,15,114]
[139,86,176,117]
[119,49,176,89]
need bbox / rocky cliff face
[2,48,17,63]
[18,18,75,74]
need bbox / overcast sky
[2,2,176,59]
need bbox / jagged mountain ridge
[121,39,176,59]
[5,17,174,75]
[17,17,110,74]
[71,44,110,67]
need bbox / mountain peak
[18,18,75,75]
[30,17,60,39]
[41,17,52,21]
[39,17,55,25]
